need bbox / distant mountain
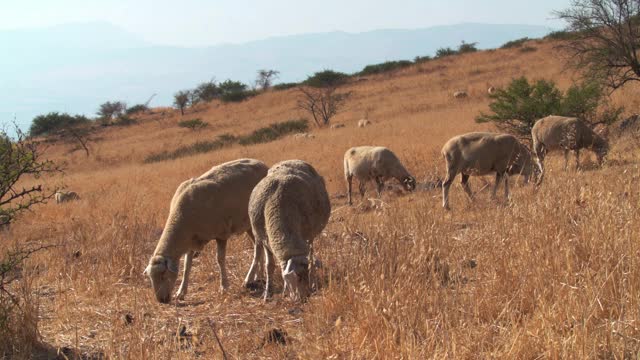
[0,22,554,131]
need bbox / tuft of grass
[501,37,530,49]
[359,60,414,76]
[178,118,209,131]
[238,119,308,145]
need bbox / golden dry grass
[3,39,640,359]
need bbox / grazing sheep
[357,119,372,128]
[55,191,80,203]
[532,115,609,182]
[487,86,496,95]
[453,90,468,99]
[441,132,536,210]
[343,146,416,205]
[144,158,268,303]
[331,124,346,129]
[243,160,331,301]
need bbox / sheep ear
[165,258,179,274]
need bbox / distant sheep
[453,90,468,99]
[357,119,372,128]
[144,158,268,303]
[487,86,496,95]
[331,124,346,129]
[293,132,315,139]
[532,115,609,183]
[344,146,416,205]
[243,160,331,301]
[55,191,80,204]
[441,132,536,210]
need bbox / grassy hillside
[3,38,640,358]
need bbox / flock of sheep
[135,114,609,303]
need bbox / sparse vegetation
[29,112,91,137]
[97,101,127,121]
[178,118,209,131]
[192,80,220,103]
[219,80,255,102]
[359,60,413,76]
[296,86,351,127]
[501,37,530,48]
[125,104,148,115]
[144,119,307,163]
[174,90,191,115]
[255,69,280,91]
[413,55,432,63]
[457,41,478,54]
[435,47,457,58]
[272,82,299,91]
[303,70,350,88]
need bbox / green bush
[501,37,530,49]
[29,112,91,136]
[113,115,136,126]
[238,119,308,145]
[273,82,299,91]
[303,70,350,88]
[126,104,148,115]
[435,47,457,58]
[193,81,220,102]
[544,30,576,41]
[219,80,255,102]
[414,55,432,63]
[457,41,478,54]
[359,60,413,76]
[143,119,308,163]
[476,77,622,137]
[178,118,208,131]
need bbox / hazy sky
[2,0,570,46]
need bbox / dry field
[3,39,640,359]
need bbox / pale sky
[1,0,570,46]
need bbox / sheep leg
[461,174,474,200]
[359,181,366,199]
[575,149,580,170]
[375,176,385,198]
[246,230,264,282]
[563,149,569,171]
[492,173,503,200]
[263,248,276,301]
[243,236,265,287]
[175,251,193,300]
[442,172,455,210]
[504,174,510,201]
[346,174,353,205]
[216,238,229,291]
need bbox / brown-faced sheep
[357,119,372,128]
[144,158,268,303]
[344,146,416,205]
[55,191,80,203]
[441,132,536,210]
[243,160,330,301]
[532,115,609,182]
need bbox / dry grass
[3,40,640,359]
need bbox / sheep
[343,146,416,205]
[55,191,80,203]
[243,160,331,301]
[487,86,496,95]
[331,124,346,129]
[453,90,468,99]
[143,158,268,303]
[531,115,609,183]
[441,132,536,210]
[357,119,372,128]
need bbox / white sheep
[144,158,268,303]
[55,191,80,203]
[453,90,468,99]
[357,119,372,128]
[243,160,331,301]
[441,132,536,210]
[532,115,609,183]
[343,146,416,205]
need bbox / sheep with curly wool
[441,132,536,210]
[144,158,268,303]
[55,191,80,203]
[243,160,331,301]
[343,146,416,205]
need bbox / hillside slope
[4,38,640,358]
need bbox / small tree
[555,0,640,91]
[1,125,62,226]
[255,69,280,91]
[126,104,148,115]
[174,90,191,115]
[29,112,90,137]
[296,86,351,127]
[303,70,350,88]
[219,80,252,102]
[457,41,478,54]
[193,80,220,103]
[476,76,622,138]
[97,101,127,121]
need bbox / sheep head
[402,176,416,191]
[143,255,179,304]
[282,256,310,301]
